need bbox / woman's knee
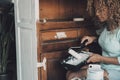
[66,71,77,80]
[66,69,87,80]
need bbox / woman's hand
[81,36,97,45]
[87,53,103,63]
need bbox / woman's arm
[87,54,119,65]
[101,56,119,65]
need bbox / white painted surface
[14,0,39,80]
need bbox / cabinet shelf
[37,20,85,30]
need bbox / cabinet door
[14,0,38,80]
[39,51,68,80]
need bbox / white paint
[73,18,84,21]
[37,57,46,71]
[14,0,38,80]
[56,32,67,39]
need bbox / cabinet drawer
[41,39,79,53]
[41,29,78,42]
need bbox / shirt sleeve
[117,28,120,42]
[117,28,120,64]
[117,57,120,64]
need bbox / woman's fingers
[87,54,102,63]
[81,36,97,45]
[81,36,90,45]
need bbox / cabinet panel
[39,0,87,19]
[41,40,79,53]
[78,27,91,37]
[39,0,60,19]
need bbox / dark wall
[0,0,12,8]
[0,1,16,80]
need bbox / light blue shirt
[98,27,120,70]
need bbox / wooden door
[40,51,67,80]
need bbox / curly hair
[87,0,120,31]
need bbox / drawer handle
[37,57,46,71]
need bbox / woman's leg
[66,69,87,80]
[66,65,89,80]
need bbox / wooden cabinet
[36,0,91,80]
[14,0,98,80]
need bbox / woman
[66,0,120,80]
